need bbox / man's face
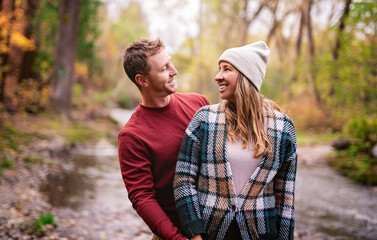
[145,50,178,96]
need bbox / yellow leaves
[0,15,10,25]
[1,27,8,38]
[75,62,88,78]
[0,14,11,53]
[14,8,25,20]
[0,44,8,54]
[0,29,36,53]
[10,32,36,51]
[0,2,35,53]
[41,61,49,70]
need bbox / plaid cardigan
[173,102,297,240]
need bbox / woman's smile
[219,84,228,91]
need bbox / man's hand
[190,234,202,240]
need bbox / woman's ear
[135,74,149,88]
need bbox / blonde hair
[225,73,281,157]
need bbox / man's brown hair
[122,39,165,88]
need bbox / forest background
[0,0,377,186]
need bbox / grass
[0,156,14,170]
[28,213,56,237]
[23,156,44,169]
[296,130,340,146]
[38,113,113,146]
[23,156,44,164]
[0,122,31,153]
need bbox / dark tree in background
[49,0,81,116]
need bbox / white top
[227,138,262,195]
[227,115,268,196]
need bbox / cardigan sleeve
[274,116,297,240]
[173,109,207,239]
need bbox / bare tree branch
[241,0,268,45]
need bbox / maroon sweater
[118,93,209,240]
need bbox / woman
[173,41,297,240]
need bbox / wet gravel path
[2,142,377,239]
[54,206,151,240]
[0,114,152,240]
[0,141,331,240]
[2,108,376,239]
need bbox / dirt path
[297,144,333,165]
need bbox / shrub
[345,117,377,152]
[328,151,377,185]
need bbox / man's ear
[135,74,149,88]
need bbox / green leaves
[77,0,103,73]
[346,117,377,145]
[32,0,103,77]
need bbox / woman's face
[215,61,239,103]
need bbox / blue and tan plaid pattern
[173,101,297,240]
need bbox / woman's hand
[190,234,202,240]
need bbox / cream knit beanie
[218,41,270,92]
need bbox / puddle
[40,139,129,211]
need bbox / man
[118,39,209,240]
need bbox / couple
[118,39,297,240]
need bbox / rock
[332,139,351,150]
[372,144,377,158]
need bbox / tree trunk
[332,0,352,60]
[19,0,40,81]
[328,0,352,98]
[296,2,306,59]
[266,0,280,45]
[306,0,314,61]
[49,0,81,116]
[291,2,305,84]
[292,0,322,111]
[241,0,266,45]
[303,0,322,108]
[241,0,251,45]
